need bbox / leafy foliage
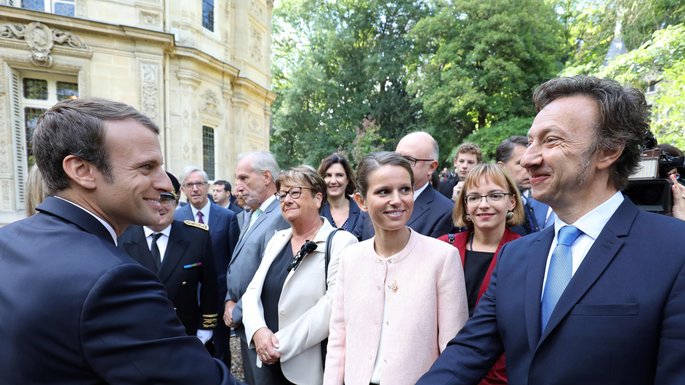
[462,117,533,162]
[406,0,565,157]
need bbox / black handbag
[321,228,340,368]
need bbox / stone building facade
[0,0,274,224]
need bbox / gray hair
[180,167,209,184]
[238,151,280,183]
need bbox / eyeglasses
[403,155,434,167]
[275,186,312,200]
[465,192,512,205]
[183,182,207,189]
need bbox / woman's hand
[253,327,281,365]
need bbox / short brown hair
[456,143,483,163]
[277,166,327,212]
[533,76,649,190]
[32,98,158,194]
[453,163,524,230]
[356,152,414,198]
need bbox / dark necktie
[541,225,583,330]
[150,232,163,271]
[197,211,204,224]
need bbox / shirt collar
[413,182,430,201]
[258,194,277,212]
[190,200,211,219]
[55,196,119,245]
[143,224,172,238]
[553,191,624,240]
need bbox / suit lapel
[158,223,188,282]
[122,227,158,272]
[232,199,280,262]
[408,185,433,226]
[536,200,637,346]
[524,227,554,351]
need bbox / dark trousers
[238,326,256,385]
[213,310,231,369]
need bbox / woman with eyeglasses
[317,153,369,240]
[437,163,524,385]
[241,166,358,385]
[323,152,468,385]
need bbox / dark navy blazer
[0,196,236,385]
[417,198,685,385]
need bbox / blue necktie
[541,225,582,330]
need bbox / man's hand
[223,300,236,327]
[253,327,281,365]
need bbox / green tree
[271,0,429,168]
[462,117,533,162]
[597,23,685,149]
[407,0,565,158]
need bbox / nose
[520,143,540,170]
[155,168,173,193]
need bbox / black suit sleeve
[81,263,238,385]
[227,213,240,263]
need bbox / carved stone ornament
[201,89,222,118]
[0,22,88,68]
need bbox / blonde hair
[25,164,49,216]
[453,163,524,230]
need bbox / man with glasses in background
[176,167,239,369]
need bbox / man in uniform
[119,172,219,347]
[175,167,240,368]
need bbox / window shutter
[10,70,26,209]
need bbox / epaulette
[184,220,208,231]
[202,313,218,329]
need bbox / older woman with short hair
[242,166,358,385]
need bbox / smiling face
[324,163,349,200]
[355,164,414,235]
[278,182,323,225]
[520,95,603,214]
[464,175,516,234]
[92,119,172,234]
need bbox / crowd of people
[3,74,685,385]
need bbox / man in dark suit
[0,98,237,384]
[120,172,219,346]
[417,76,685,385]
[175,167,239,368]
[213,179,244,214]
[223,151,289,385]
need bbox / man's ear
[596,146,624,171]
[429,160,439,173]
[353,191,367,212]
[62,155,98,190]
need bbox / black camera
[624,136,685,214]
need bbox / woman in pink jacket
[323,152,469,385]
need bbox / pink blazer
[323,229,469,385]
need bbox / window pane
[202,126,215,180]
[21,0,44,11]
[56,81,79,101]
[202,0,214,31]
[23,79,48,100]
[54,2,75,16]
[24,107,46,168]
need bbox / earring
[506,211,514,220]
[465,214,472,222]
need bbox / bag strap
[324,228,341,289]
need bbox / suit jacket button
[182,281,187,285]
